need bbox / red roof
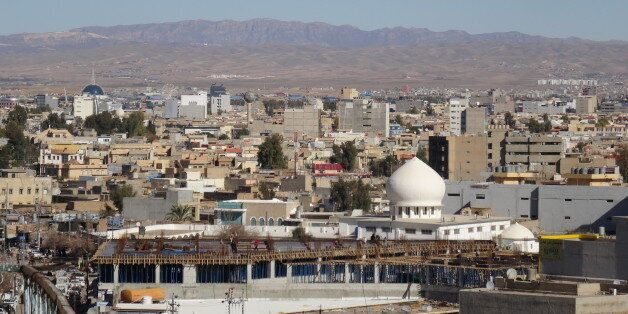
[314,163,343,171]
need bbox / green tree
[1,121,37,167]
[596,117,610,128]
[233,128,250,139]
[617,144,628,181]
[165,204,194,222]
[218,134,229,140]
[394,114,404,126]
[40,113,67,130]
[504,112,515,129]
[122,111,146,137]
[258,182,276,200]
[84,111,122,135]
[416,146,428,163]
[369,155,399,177]
[6,106,28,125]
[330,141,358,171]
[257,134,287,169]
[330,179,372,212]
[561,114,570,124]
[110,184,136,211]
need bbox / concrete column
[113,264,119,284]
[269,260,276,279]
[360,265,364,283]
[374,263,380,284]
[155,264,161,283]
[344,263,350,283]
[316,257,322,281]
[183,265,197,284]
[286,264,293,283]
[246,263,253,282]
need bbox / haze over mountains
[0,19,626,91]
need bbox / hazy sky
[1,0,626,41]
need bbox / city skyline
[0,0,627,41]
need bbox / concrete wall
[444,182,628,234]
[541,240,616,279]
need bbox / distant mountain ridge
[0,18,608,49]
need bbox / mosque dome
[500,223,535,240]
[115,108,125,118]
[82,84,104,96]
[386,157,446,207]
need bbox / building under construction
[92,237,537,302]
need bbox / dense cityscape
[0,2,627,314]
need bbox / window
[423,208,427,215]
[453,229,460,235]
[277,218,283,226]
[268,218,274,226]
[259,217,265,226]
[19,189,23,195]
[250,217,257,226]
[366,227,376,233]
[398,208,403,215]
[607,200,614,203]
[405,207,410,215]
[521,197,529,200]
[564,216,571,220]
[444,230,450,236]
[500,225,505,230]
[468,227,474,233]
[430,208,435,215]
[491,225,496,231]
[476,226,483,232]
[27,188,31,195]
[421,229,433,235]
[381,227,391,233]
[35,188,39,194]
[8,189,12,194]
[405,229,416,234]
[565,199,572,202]
[476,194,485,200]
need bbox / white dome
[386,157,446,207]
[500,223,535,240]
[115,108,125,118]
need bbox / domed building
[82,84,104,96]
[340,157,513,241]
[498,223,539,253]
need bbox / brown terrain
[0,19,626,93]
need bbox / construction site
[92,235,538,303]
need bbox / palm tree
[165,204,194,222]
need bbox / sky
[0,0,626,41]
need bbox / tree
[40,113,67,130]
[596,117,610,128]
[576,142,587,152]
[165,205,194,222]
[394,114,404,126]
[0,121,37,167]
[330,179,372,212]
[330,141,358,171]
[369,155,399,177]
[258,182,276,200]
[292,226,312,242]
[504,112,515,129]
[262,99,285,116]
[527,117,550,133]
[561,114,570,124]
[110,184,136,211]
[122,111,147,137]
[218,134,229,140]
[416,146,428,163]
[408,107,419,114]
[257,133,287,169]
[6,106,28,125]
[233,128,249,139]
[617,144,628,181]
[84,111,122,135]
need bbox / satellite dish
[506,268,518,280]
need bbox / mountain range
[0,19,625,91]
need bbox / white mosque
[341,157,515,241]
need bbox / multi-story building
[35,94,59,108]
[337,99,389,137]
[179,92,208,119]
[0,169,54,209]
[461,107,486,134]
[504,134,564,177]
[73,95,96,119]
[486,125,509,169]
[428,134,488,181]
[521,101,566,115]
[448,98,469,136]
[575,95,598,114]
[210,94,231,115]
[283,106,321,138]
[164,99,180,118]
[599,102,628,114]
[340,87,359,100]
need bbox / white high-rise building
[448,98,469,136]
[73,95,96,119]
[180,92,208,119]
[210,93,231,115]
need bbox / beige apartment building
[504,134,564,177]
[575,95,597,114]
[428,134,488,181]
[283,106,321,138]
[0,169,54,209]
